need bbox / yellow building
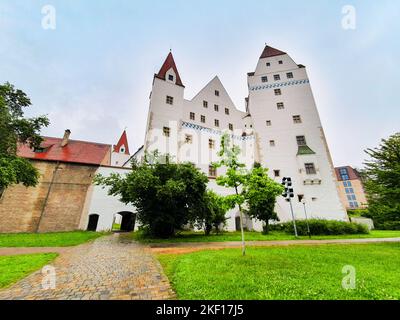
[335,166,368,209]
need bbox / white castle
[136,45,348,231]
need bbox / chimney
[61,129,71,147]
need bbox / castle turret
[111,130,131,167]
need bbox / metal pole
[288,198,298,237]
[303,202,311,239]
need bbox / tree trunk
[235,185,246,256]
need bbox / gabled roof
[154,52,185,87]
[260,45,286,59]
[113,130,130,155]
[18,137,111,166]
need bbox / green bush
[375,221,400,230]
[269,219,369,236]
[347,209,369,217]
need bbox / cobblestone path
[0,234,175,300]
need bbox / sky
[1,0,399,168]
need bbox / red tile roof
[113,130,130,155]
[155,52,185,87]
[18,137,111,166]
[260,45,286,59]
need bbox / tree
[213,134,249,255]
[362,133,400,229]
[0,82,49,190]
[95,152,209,238]
[243,164,284,234]
[196,190,229,235]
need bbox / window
[273,170,280,177]
[296,135,307,146]
[209,165,217,177]
[349,188,354,193]
[214,119,220,127]
[166,96,174,105]
[274,74,280,81]
[209,139,215,149]
[214,104,219,112]
[351,195,357,200]
[345,188,351,194]
[293,115,302,124]
[185,134,193,144]
[229,123,233,131]
[274,89,282,96]
[225,108,230,115]
[305,163,316,175]
[347,195,352,201]
[215,90,220,97]
[269,140,275,147]
[168,74,174,81]
[261,76,268,83]
[354,202,359,208]
[266,62,271,67]
[201,115,206,123]
[266,120,272,126]
[277,102,284,110]
[279,60,283,64]
[203,100,208,108]
[190,112,195,120]
[287,72,294,79]
[163,127,170,137]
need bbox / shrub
[347,209,369,217]
[269,219,369,236]
[375,221,400,230]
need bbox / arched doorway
[112,212,136,232]
[87,214,99,232]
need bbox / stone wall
[0,160,98,233]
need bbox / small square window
[274,170,280,177]
[229,123,233,131]
[166,96,174,105]
[225,108,230,115]
[296,135,307,146]
[214,119,220,127]
[215,90,220,97]
[279,60,283,64]
[277,102,284,110]
[209,165,217,177]
[274,74,280,81]
[163,127,170,137]
[261,76,268,83]
[293,115,302,124]
[214,104,219,112]
[168,74,174,81]
[201,115,206,123]
[305,163,316,175]
[190,112,195,120]
[209,139,215,149]
[287,72,294,79]
[270,140,275,147]
[266,62,271,67]
[185,134,193,144]
[203,100,208,108]
[266,120,272,126]
[274,89,281,96]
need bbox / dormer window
[215,90,220,97]
[168,74,174,81]
[120,147,125,153]
[34,147,46,153]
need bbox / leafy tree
[362,133,400,229]
[243,164,284,234]
[213,134,249,255]
[0,82,49,190]
[196,190,229,235]
[95,152,209,238]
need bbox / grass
[0,231,106,247]
[133,230,400,243]
[158,243,400,300]
[0,253,58,289]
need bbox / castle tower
[247,45,347,221]
[111,130,131,167]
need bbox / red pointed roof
[155,52,185,87]
[260,45,286,59]
[113,130,130,155]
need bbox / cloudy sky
[1,0,399,168]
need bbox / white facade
[143,46,348,231]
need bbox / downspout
[35,161,60,233]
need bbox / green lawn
[0,253,58,288]
[134,230,400,243]
[158,243,400,300]
[0,231,106,247]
